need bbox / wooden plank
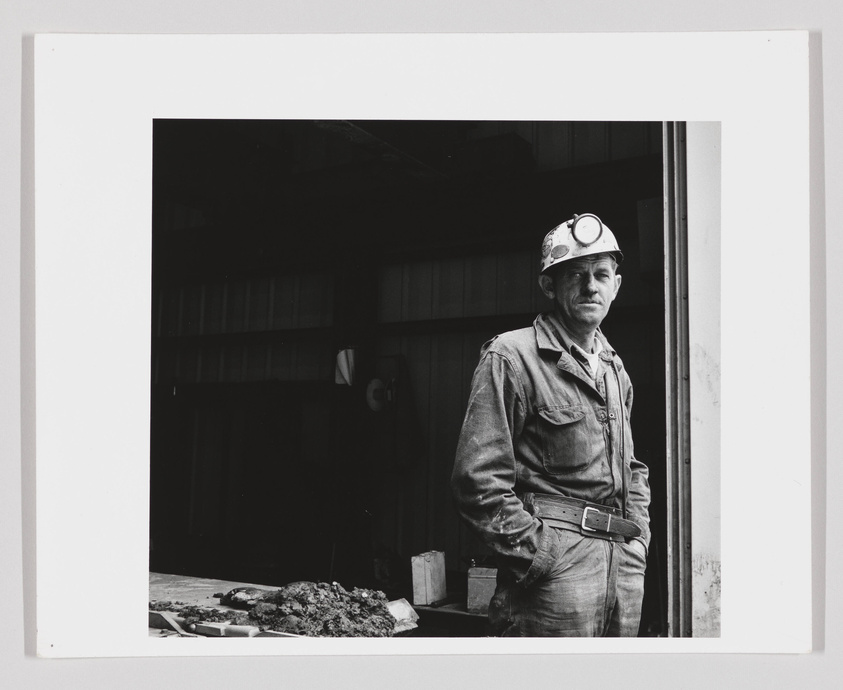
[402,261,433,322]
[317,342,334,381]
[255,630,302,638]
[181,345,200,384]
[269,341,293,381]
[496,249,534,315]
[294,341,326,381]
[431,256,465,319]
[199,344,220,383]
[193,622,260,638]
[297,272,333,328]
[247,277,271,332]
[203,282,225,334]
[378,264,403,323]
[226,279,249,333]
[272,274,296,330]
[182,284,202,336]
[375,337,401,359]
[177,286,185,337]
[463,254,498,317]
[148,611,199,637]
[222,344,244,382]
[244,343,268,381]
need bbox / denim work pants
[488,527,647,637]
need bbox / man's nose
[582,274,598,293]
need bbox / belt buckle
[581,506,600,533]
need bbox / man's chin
[572,306,606,322]
[560,317,604,333]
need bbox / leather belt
[523,493,641,542]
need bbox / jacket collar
[534,311,616,360]
[534,312,615,395]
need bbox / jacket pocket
[537,404,592,474]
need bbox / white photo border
[33,31,810,657]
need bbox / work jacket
[451,312,651,587]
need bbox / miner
[451,213,651,637]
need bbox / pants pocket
[488,580,514,636]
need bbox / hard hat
[539,213,624,274]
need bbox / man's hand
[627,538,647,561]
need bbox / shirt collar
[571,337,603,360]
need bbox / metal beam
[663,122,693,637]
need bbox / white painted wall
[686,122,722,637]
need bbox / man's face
[540,255,622,334]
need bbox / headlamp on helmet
[539,213,623,274]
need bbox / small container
[466,567,498,615]
[411,551,447,606]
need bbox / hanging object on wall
[334,348,356,386]
[366,378,386,411]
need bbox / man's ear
[538,273,555,299]
[612,274,623,300]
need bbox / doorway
[149,119,670,635]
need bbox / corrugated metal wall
[154,272,335,385]
[373,250,544,567]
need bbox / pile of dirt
[247,581,395,637]
[150,581,396,637]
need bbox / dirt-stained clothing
[451,312,650,626]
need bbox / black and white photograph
[21,30,815,671]
[147,119,712,639]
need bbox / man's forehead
[560,255,617,271]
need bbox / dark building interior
[149,119,667,635]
